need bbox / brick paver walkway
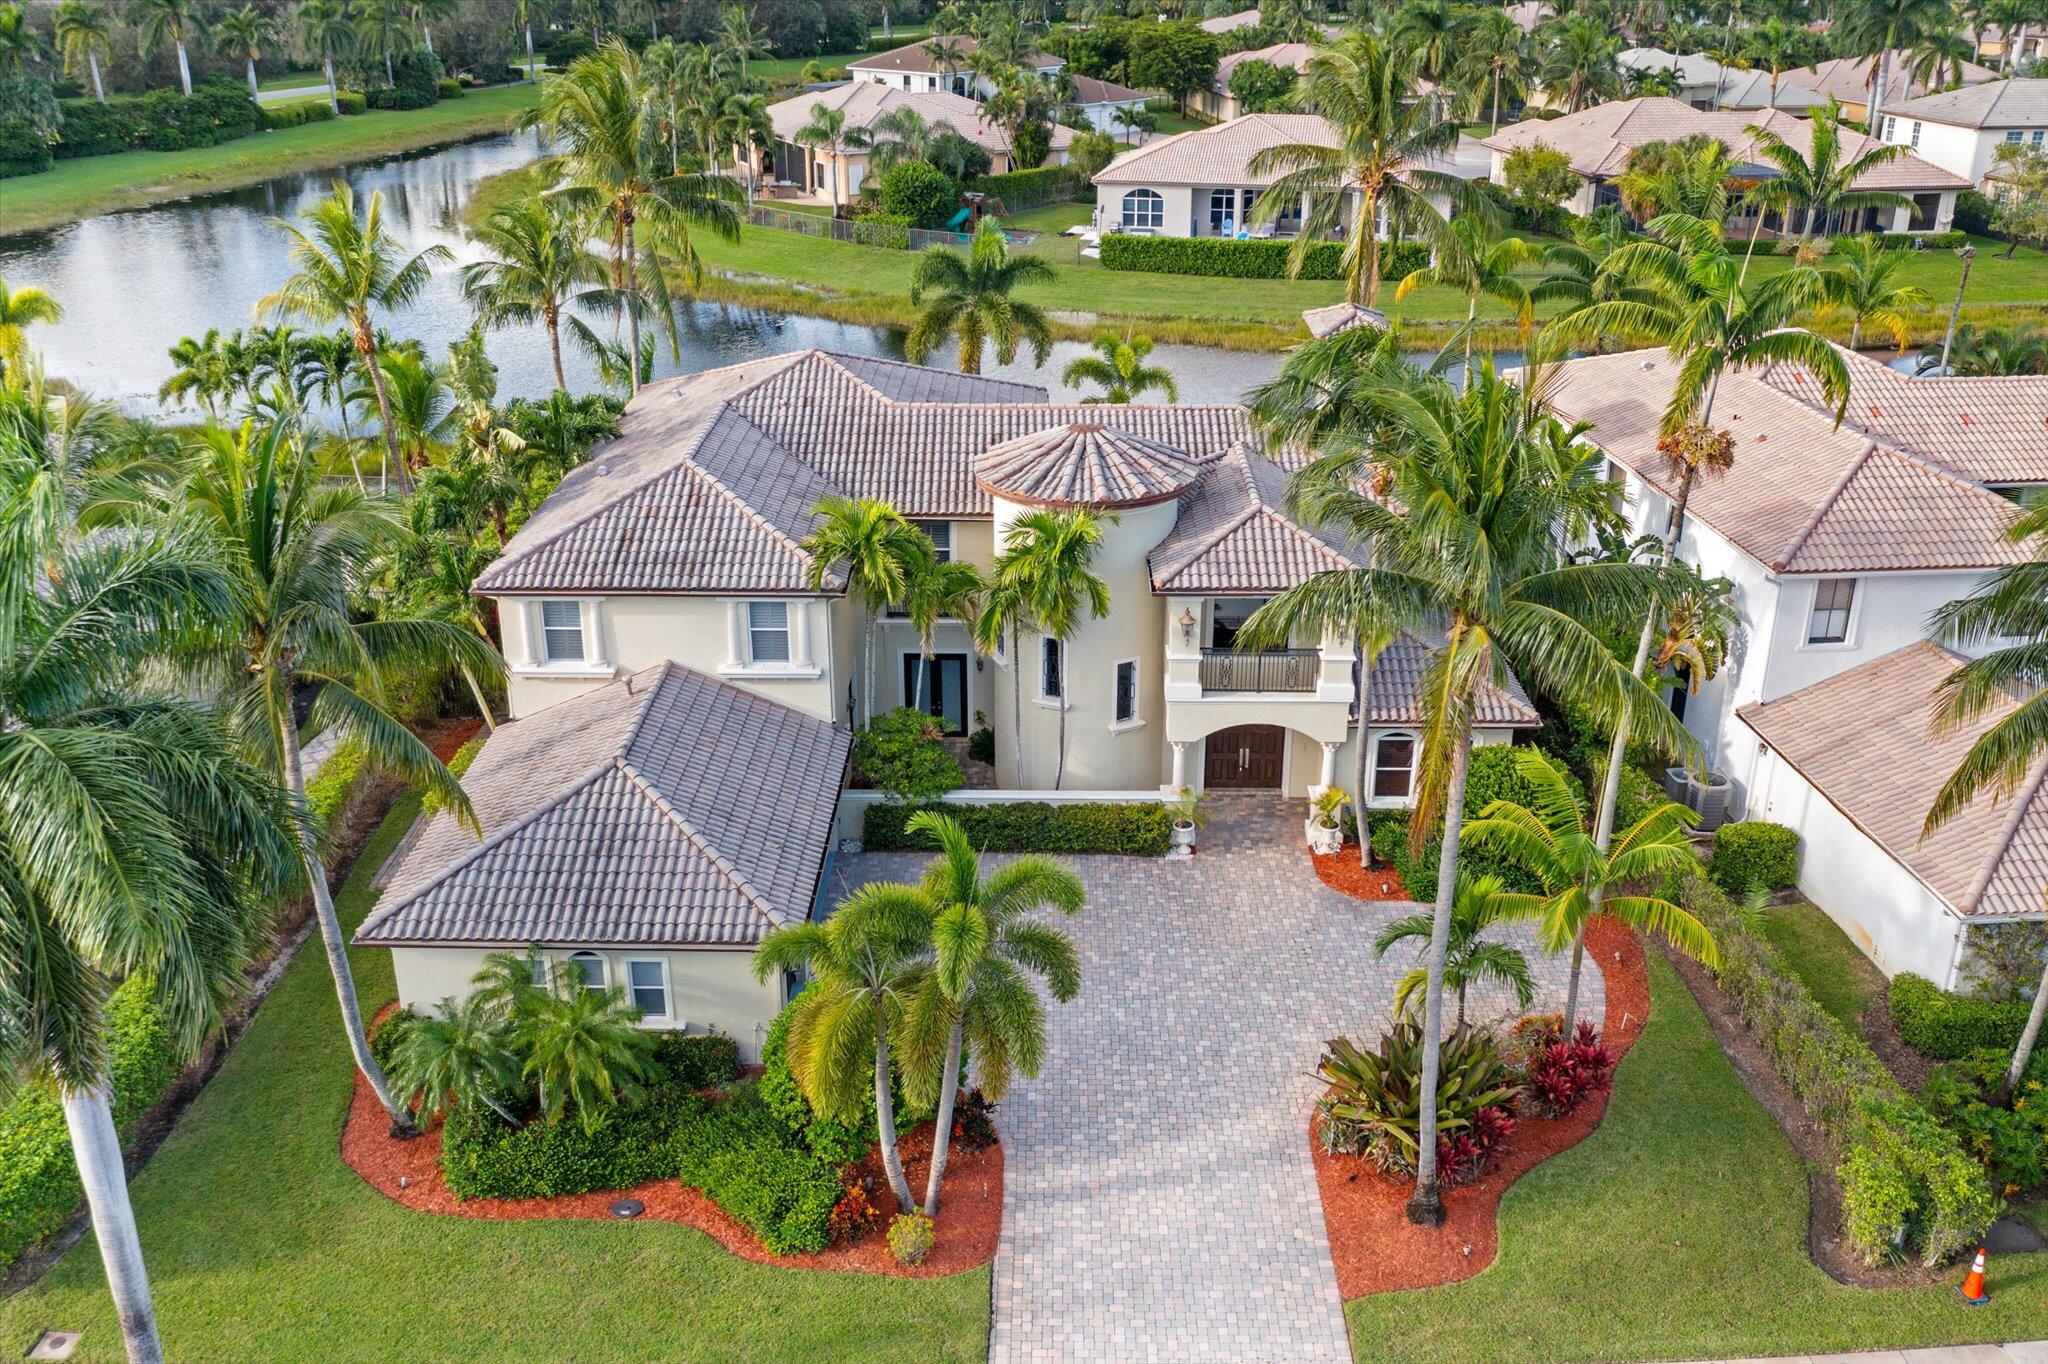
[834,795,1605,1364]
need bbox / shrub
[1708,821,1799,896]
[1955,189,1995,236]
[827,1174,882,1241]
[853,707,964,801]
[367,52,445,111]
[304,739,371,837]
[0,116,52,177]
[760,990,890,1165]
[1839,1094,2002,1266]
[54,97,140,157]
[1920,1051,2048,1193]
[878,161,959,229]
[1227,56,1296,113]
[367,1004,419,1075]
[1066,129,1120,181]
[335,90,368,115]
[670,1084,840,1254]
[1889,973,2031,1059]
[543,31,595,67]
[1521,1019,1616,1118]
[649,1031,741,1092]
[436,77,464,99]
[134,82,264,152]
[263,100,338,129]
[1370,745,1574,894]
[1099,233,1427,282]
[440,1093,690,1199]
[887,1211,937,1265]
[862,800,1174,855]
[965,164,1085,209]
[850,210,912,249]
[966,725,995,764]
[1316,1020,1519,1184]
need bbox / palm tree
[387,994,525,1126]
[515,0,539,77]
[411,0,454,56]
[1237,365,1688,1223]
[1745,101,1912,239]
[157,329,240,419]
[461,198,602,393]
[516,964,660,1133]
[212,5,270,98]
[0,277,61,379]
[1538,15,1623,114]
[1463,748,1714,1034]
[179,420,499,1136]
[355,0,409,86]
[893,811,1083,1215]
[367,345,454,469]
[1822,234,1932,350]
[973,573,1034,786]
[1393,217,1542,387]
[54,0,112,101]
[1000,508,1111,790]
[296,0,355,117]
[906,219,1056,375]
[1457,8,1532,135]
[130,0,203,95]
[1248,35,1471,309]
[868,105,941,175]
[1743,15,1800,106]
[1394,0,1468,87]
[0,419,300,1364]
[801,496,926,728]
[902,551,984,713]
[258,181,450,492]
[1837,0,1952,135]
[1061,331,1180,403]
[752,884,930,1212]
[525,41,742,395]
[718,2,770,78]
[1918,321,2048,376]
[1375,874,1534,1027]
[792,103,869,211]
[1613,135,1740,224]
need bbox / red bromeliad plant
[1523,1020,1616,1118]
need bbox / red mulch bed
[1310,913,1651,1298]
[341,1068,1001,1276]
[1310,843,1411,901]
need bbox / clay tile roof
[1302,302,1390,339]
[1369,635,1541,728]
[1199,8,1261,32]
[355,662,853,948]
[1737,643,2048,919]
[1148,446,1357,592]
[1782,51,1999,109]
[976,421,1215,509]
[766,82,1075,156]
[845,35,1060,74]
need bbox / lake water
[0,131,1286,416]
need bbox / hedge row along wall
[965,164,1087,209]
[861,800,1174,855]
[1098,233,1428,282]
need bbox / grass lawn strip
[1343,949,2048,1364]
[1761,900,1888,1031]
[0,791,989,1364]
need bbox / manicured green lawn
[1760,900,1888,1030]
[1001,201,1092,233]
[1345,951,2048,1363]
[0,795,988,1364]
[0,84,540,238]
[257,67,328,91]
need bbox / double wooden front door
[1205,724,1284,789]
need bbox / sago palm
[906,219,1056,375]
[801,495,927,728]
[1375,874,1533,1028]
[999,507,1111,790]
[1061,330,1179,404]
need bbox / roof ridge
[1776,441,1875,570]
[1957,742,2048,913]
[686,408,834,577]
[615,755,785,925]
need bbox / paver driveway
[833,796,1604,1364]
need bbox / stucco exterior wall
[1096,181,1197,234]
[1882,115,2013,185]
[390,944,787,1061]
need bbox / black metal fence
[1198,648,1321,693]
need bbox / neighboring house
[1302,302,1389,339]
[1199,8,1264,35]
[1504,0,1551,31]
[1092,113,1485,238]
[1878,78,2048,187]
[1976,24,2047,71]
[1533,346,2048,986]
[847,35,1064,99]
[1066,73,1153,133]
[1482,97,1969,232]
[1192,42,1318,122]
[756,82,1072,203]
[1778,51,1999,123]
[1618,46,1823,112]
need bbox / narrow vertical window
[1806,579,1855,645]
[748,601,791,663]
[541,600,584,662]
[1040,637,1063,699]
[1114,660,1138,725]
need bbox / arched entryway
[1203,724,1285,789]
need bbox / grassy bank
[0,83,540,238]
[1344,950,2048,1363]
[0,793,989,1364]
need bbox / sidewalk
[1704,1343,2048,1363]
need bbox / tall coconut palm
[54,0,112,101]
[411,0,454,55]
[792,102,869,211]
[0,277,62,379]
[365,345,453,469]
[525,41,743,395]
[1463,748,1715,1034]
[296,0,355,116]
[0,422,300,1364]
[178,420,499,1135]
[355,0,409,86]
[801,496,926,729]
[1394,217,1542,387]
[1393,0,1469,87]
[752,884,930,1212]
[1743,15,1800,106]
[718,1,770,78]
[895,811,1083,1215]
[1457,8,1533,134]
[460,198,602,393]
[1061,330,1180,403]
[902,550,984,713]
[1745,100,1913,238]
[1000,508,1112,790]
[1237,365,1689,1224]
[906,218,1056,375]
[515,0,539,77]
[212,5,270,98]
[1612,135,1741,224]
[130,0,202,95]
[1822,233,1932,350]
[1248,35,1472,309]
[1837,0,1952,134]
[1375,874,1534,1027]
[868,104,941,175]
[1537,14,1624,113]
[258,181,450,493]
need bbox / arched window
[1372,733,1416,802]
[1121,188,1164,230]
[566,951,607,992]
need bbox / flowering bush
[1435,1104,1517,1187]
[828,1174,883,1242]
[1523,1020,1616,1118]
[950,1088,999,1153]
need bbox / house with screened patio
[353,349,1537,1056]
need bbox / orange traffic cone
[1959,1246,1989,1305]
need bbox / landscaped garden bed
[1308,844,1410,902]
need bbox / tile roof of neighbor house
[976,422,1217,508]
[1618,46,1732,86]
[355,662,853,948]
[1737,643,2048,920]
[1302,302,1390,339]
[1095,113,1476,187]
[1367,636,1542,728]
[764,82,1073,157]
[1482,98,1969,188]
[1711,68,1826,111]
[1504,0,1551,31]
[1532,346,2041,574]
[1779,51,1998,108]
[1067,73,1148,105]
[1214,42,1319,93]
[847,35,1060,74]
[1881,77,2048,127]
[1200,8,1262,31]
[1147,445,1352,593]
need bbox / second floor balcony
[1198,647,1321,693]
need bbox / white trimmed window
[625,959,670,1019]
[525,951,550,987]
[1883,116,1897,140]
[1121,188,1164,230]
[1806,578,1856,645]
[1040,637,1064,700]
[567,951,607,992]
[540,600,586,662]
[1113,658,1139,726]
[1372,734,1416,801]
[2034,130,2046,147]
[912,520,954,561]
[2007,129,2024,144]
[1910,120,1922,149]
[747,601,791,663]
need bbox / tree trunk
[245,57,259,99]
[525,24,537,80]
[874,1021,914,1212]
[356,328,407,494]
[1360,188,1382,308]
[1010,620,1024,786]
[922,1015,965,1216]
[1355,642,1373,869]
[281,716,416,1136]
[462,664,497,732]
[175,39,192,97]
[545,307,568,391]
[325,55,339,116]
[424,25,435,55]
[622,218,643,396]
[1054,638,1067,789]
[1867,49,1890,139]
[1406,730,1472,1227]
[1463,295,1477,394]
[1996,948,2048,1103]
[89,51,105,102]
[1849,317,1862,351]
[862,606,876,730]
[61,1078,163,1364]
[913,642,929,712]
[385,52,396,87]
[1490,68,1501,135]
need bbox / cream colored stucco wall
[390,944,787,1062]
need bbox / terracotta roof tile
[765,81,1072,156]
[1368,635,1541,728]
[1148,446,1357,592]
[976,422,1214,508]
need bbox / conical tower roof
[974,422,1213,509]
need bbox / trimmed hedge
[0,977,184,1267]
[335,90,368,116]
[862,800,1174,855]
[965,164,1086,209]
[1708,821,1800,896]
[1749,229,1970,255]
[304,739,370,842]
[0,117,52,177]
[1099,232,1427,282]
[850,211,913,249]
[262,100,338,130]
[1889,973,2031,1059]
